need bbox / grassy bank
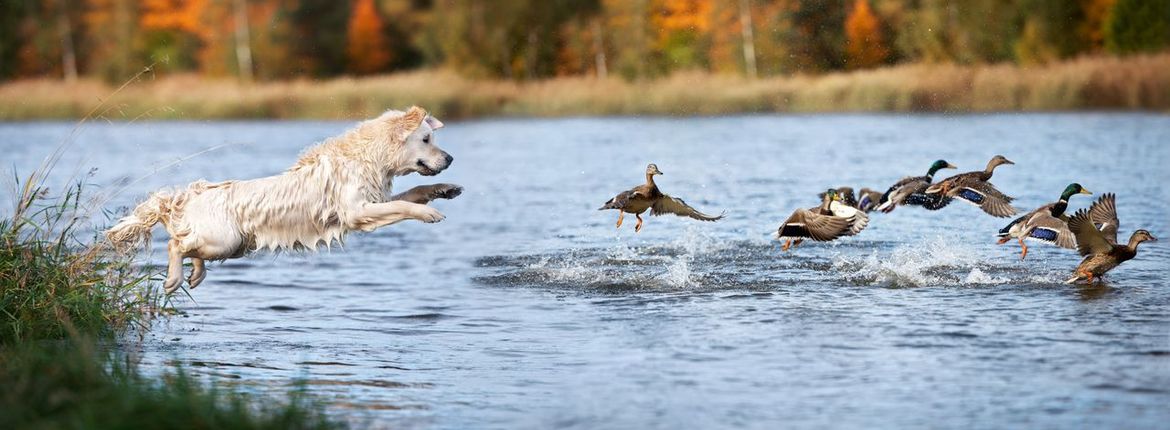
[0,174,345,429]
[1,53,1168,121]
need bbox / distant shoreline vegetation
[1,53,1168,121]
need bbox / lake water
[2,114,1169,429]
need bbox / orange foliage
[346,0,392,75]
[653,0,712,33]
[140,0,209,37]
[845,0,889,69]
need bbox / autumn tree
[844,0,889,69]
[1080,0,1117,52]
[346,0,392,75]
[785,0,849,72]
[82,0,143,81]
[651,0,712,70]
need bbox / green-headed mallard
[818,187,857,208]
[777,189,869,251]
[996,183,1092,259]
[1066,193,1156,283]
[875,159,957,213]
[923,155,1017,218]
[821,186,884,213]
[599,163,724,232]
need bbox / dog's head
[390,106,453,177]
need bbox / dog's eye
[423,135,431,144]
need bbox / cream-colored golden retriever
[107,106,462,294]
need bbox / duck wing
[1023,209,1077,249]
[999,203,1051,238]
[858,190,884,212]
[650,194,724,221]
[1068,208,1115,256]
[878,176,929,210]
[599,185,652,210]
[949,180,1017,217]
[829,200,869,235]
[925,171,985,194]
[776,208,852,242]
[1084,193,1119,244]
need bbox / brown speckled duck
[1065,193,1156,284]
[599,163,724,232]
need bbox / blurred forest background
[1,0,1168,119]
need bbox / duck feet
[1018,237,1028,260]
[634,214,644,233]
[782,239,792,252]
[996,237,1011,245]
[616,212,624,228]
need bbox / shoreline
[1,53,1167,121]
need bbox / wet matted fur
[106,106,462,294]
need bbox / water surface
[2,114,1168,429]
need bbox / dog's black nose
[444,153,454,165]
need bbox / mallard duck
[818,187,857,208]
[923,155,1017,217]
[996,183,1092,259]
[777,189,869,251]
[821,187,884,213]
[856,188,884,213]
[875,159,957,213]
[599,163,724,232]
[1066,193,1156,283]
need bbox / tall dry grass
[1,53,1168,121]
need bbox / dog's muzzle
[416,153,454,176]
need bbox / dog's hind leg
[163,240,185,294]
[187,258,206,289]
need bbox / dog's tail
[105,190,178,253]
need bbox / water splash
[833,236,1007,288]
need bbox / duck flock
[599,156,1157,285]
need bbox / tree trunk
[56,0,77,83]
[592,19,607,79]
[234,0,254,83]
[739,0,757,79]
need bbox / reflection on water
[2,114,1169,429]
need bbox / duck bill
[1080,188,1093,195]
[945,163,958,169]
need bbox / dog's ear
[425,115,444,130]
[395,106,428,139]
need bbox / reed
[0,338,344,430]
[0,177,160,345]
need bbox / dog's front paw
[429,183,463,200]
[413,206,446,223]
